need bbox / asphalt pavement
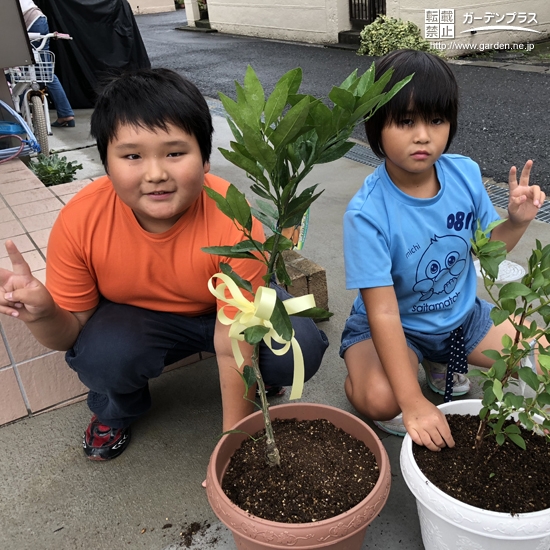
[136,10,550,193]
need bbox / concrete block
[281,249,329,311]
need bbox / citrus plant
[203,64,413,466]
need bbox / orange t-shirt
[45,173,267,315]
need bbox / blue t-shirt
[343,154,500,333]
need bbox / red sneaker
[83,415,131,461]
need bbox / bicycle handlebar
[27,32,73,51]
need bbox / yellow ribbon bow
[208,273,316,400]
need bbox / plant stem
[252,344,281,467]
[475,417,487,454]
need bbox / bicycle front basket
[8,51,55,83]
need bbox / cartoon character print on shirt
[412,235,468,301]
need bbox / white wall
[387,0,549,57]
[126,0,175,15]
[207,0,351,44]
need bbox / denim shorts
[339,297,493,364]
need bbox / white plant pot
[400,399,550,550]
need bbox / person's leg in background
[28,15,75,126]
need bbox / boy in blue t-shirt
[341,50,546,451]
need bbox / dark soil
[222,418,379,523]
[413,414,550,515]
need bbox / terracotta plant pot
[400,399,550,550]
[206,403,391,549]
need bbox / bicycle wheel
[30,95,49,155]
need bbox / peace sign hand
[508,160,546,225]
[0,240,55,322]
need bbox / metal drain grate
[485,182,550,224]
[344,143,383,168]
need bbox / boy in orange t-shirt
[0,69,328,461]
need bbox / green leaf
[482,385,496,406]
[317,141,355,164]
[226,184,252,231]
[243,325,270,345]
[539,354,550,372]
[201,246,257,259]
[328,86,356,112]
[275,253,292,287]
[251,208,276,231]
[504,423,521,434]
[219,92,258,132]
[496,432,505,446]
[263,234,294,253]
[226,117,244,145]
[506,393,525,410]
[310,101,334,145]
[499,282,532,300]
[355,64,375,97]
[492,379,504,401]
[270,296,293,341]
[518,366,540,392]
[489,308,510,327]
[493,359,507,380]
[289,306,333,320]
[339,68,358,91]
[282,67,303,95]
[482,349,502,361]
[203,185,236,220]
[219,262,253,293]
[231,240,263,253]
[264,77,290,129]
[242,364,257,391]
[241,126,277,172]
[243,65,265,119]
[269,96,311,152]
[536,392,550,406]
[219,148,269,187]
[507,433,526,449]
[518,411,530,427]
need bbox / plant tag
[281,208,310,250]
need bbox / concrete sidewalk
[0,104,548,550]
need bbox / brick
[3,187,56,207]
[0,314,50,363]
[16,352,88,413]
[281,250,329,311]
[0,367,28,425]
[18,210,60,233]
[11,197,62,218]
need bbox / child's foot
[83,415,131,460]
[422,358,470,396]
[373,414,406,437]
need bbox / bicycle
[5,31,72,156]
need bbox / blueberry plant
[471,220,550,453]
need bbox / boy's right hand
[402,397,455,452]
[0,240,55,323]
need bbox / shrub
[29,153,83,187]
[358,15,440,57]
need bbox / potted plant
[400,221,550,550]
[203,64,412,549]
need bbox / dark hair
[365,50,458,158]
[90,68,213,168]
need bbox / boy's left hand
[508,160,546,225]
